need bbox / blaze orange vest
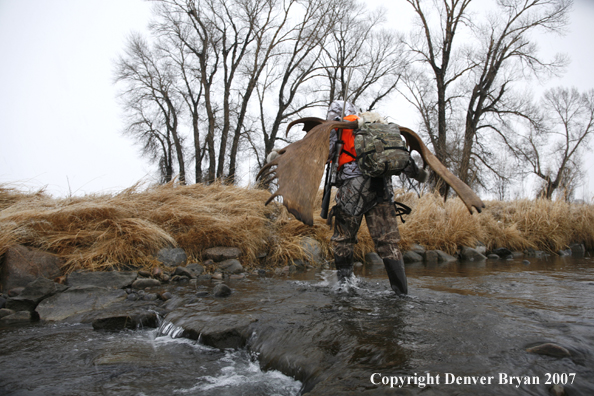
[337,114,359,168]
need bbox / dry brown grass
[1,182,593,274]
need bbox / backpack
[353,122,410,178]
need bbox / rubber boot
[383,258,408,295]
[334,252,354,283]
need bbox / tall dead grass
[1,182,593,274]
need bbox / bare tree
[516,87,594,199]
[115,34,187,184]
[401,0,572,191]
[459,0,572,186]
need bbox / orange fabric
[338,114,359,168]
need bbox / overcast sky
[1,0,593,199]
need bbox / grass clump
[1,182,593,274]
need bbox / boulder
[67,271,137,289]
[131,278,161,289]
[36,286,127,322]
[403,251,423,263]
[0,245,62,292]
[435,250,457,263]
[173,266,195,279]
[203,247,242,262]
[423,250,439,263]
[185,263,204,277]
[364,252,383,266]
[5,277,68,312]
[156,248,187,267]
[300,237,324,265]
[0,308,15,319]
[0,311,35,323]
[460,246,487,261]
[217,259,244,274]
[410,243,426,255]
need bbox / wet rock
[300,237,324,265]
[0,308,15,318]
[435,250,457,262]
[569,243,586,257]
[67,271,137,289]
[487,254,500,260]
[127,293,138,301]
[186,263,204,277]
[92,310,159,331]
[36,286,127,322]
[212,272,224,280]
[0,310,35,323]
[199,274,213,281]
[152,267,163,278]
[511,251,524,258]
[526,342,571,358]
[403,251,423,263]
[230,273,246,280]
[196,291,209,297]
[410,243,426,254]
[475,242,487,255]
[423,250,439,263]
[291,259,306,271]
[143,293,158,301]
[524,249,546,258]
[203,247,242,262]
[549,384,566,396]
[491,247,512,258]
[7,287,25,297]
[159,291,173,301]
[156,247,187,267]
[213,283,232,297]
[364,252,383,266]
[165,310,256,349]
[138,270,151,278]
[217,259,244,274]
[173,266,195,279]
[354,262,363,268]
[170,275,189,283]
[523,260,531,265]
[6,277,68,312]
[460,246,487,261]
[558,249,572,257]
[0,245,62,292]
[0,295,6,309]
[131,278,161,289]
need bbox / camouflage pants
[331,201,403,263]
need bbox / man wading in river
[257,100,484,296]
[325,101,426,295]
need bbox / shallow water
[1,255,593,395]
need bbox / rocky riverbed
[1,250,594,395]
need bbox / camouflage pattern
[331,200,403,264]
[354,123,410,178]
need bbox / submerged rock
[526,342,571,358]
[92,310,159,331]
[213,283,232,297]
[67,271,137,289]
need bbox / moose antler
[257,118,484,226]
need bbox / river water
[1,255,593,395]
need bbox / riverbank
[1,182,593,278]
